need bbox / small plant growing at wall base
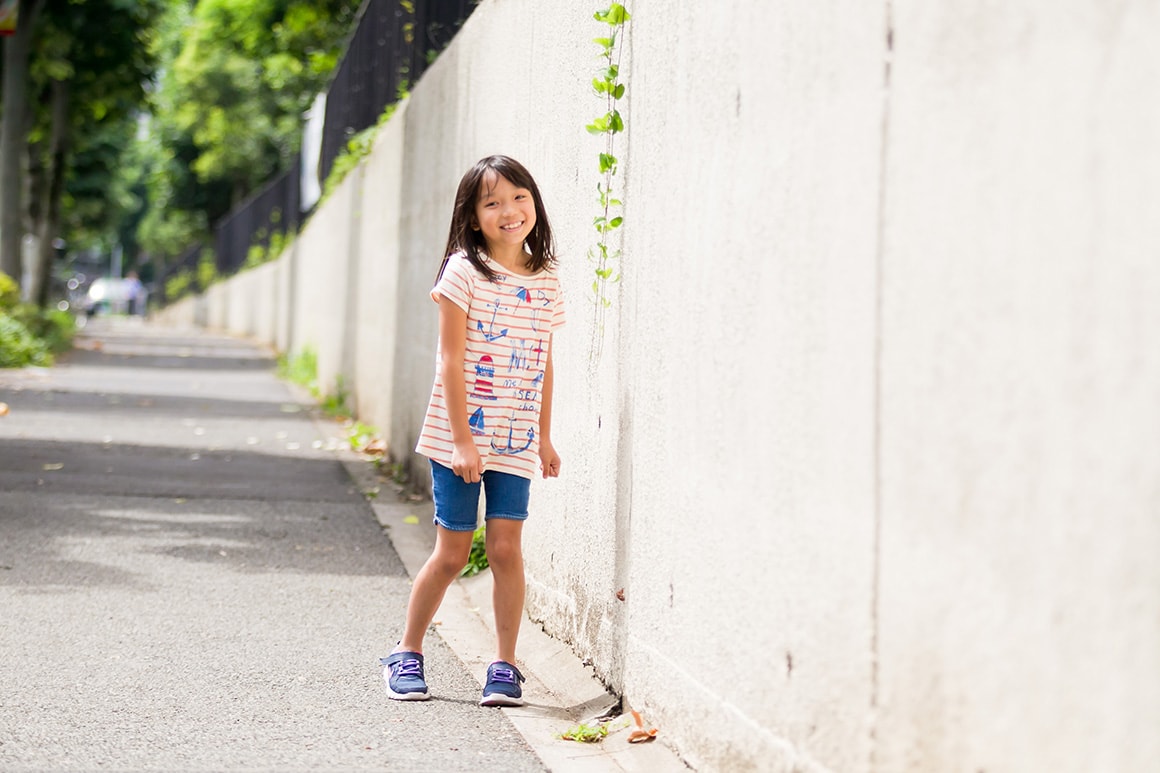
[586,3,630,361]
[460,525,488,577]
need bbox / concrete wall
[875,3,1160,771]
[152,1,1160,770]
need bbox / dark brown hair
[436,155,556,284]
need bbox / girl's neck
[485,243,533,275]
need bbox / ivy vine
[586,3,630,357]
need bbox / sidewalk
[0,317,686,772]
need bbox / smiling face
[473,170,537,263]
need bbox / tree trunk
[0,0,43,285]
[33,78,69,309]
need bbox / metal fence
[154,241,204,304]
[214,158,301,276]
[320,0,478,183]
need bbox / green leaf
[613,83,626,99]
[586,116,610,135]
[610,216,623,228]
[605,4,629,24]
[593,36,613,48]
[604,65,619,81]
[610,111,624,133]
[599,153,617,173]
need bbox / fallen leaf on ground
[559,722,609,743]
[403,515,419,525]
[627,710,658,743]
[42,463,64,471]
[0,402,9,416]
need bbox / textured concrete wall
[351,108,407,443]
[289,169,360,398]
[875,3,1160,771]
[152,0,1160,770]
[610,3,886,769]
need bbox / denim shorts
[429,460,531,532]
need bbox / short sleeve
[551,275,566,331]
[431,254,475,313]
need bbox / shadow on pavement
[0,385,306,419]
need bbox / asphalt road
[0,317,546,772]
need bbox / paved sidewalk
[0,318,544,771]
[0,317,688,772]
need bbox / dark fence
[320,0,478,183]
[154,241,204,304]
[214,157,301,276]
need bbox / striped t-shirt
[415,252,566,480]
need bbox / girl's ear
[470,221,480,231]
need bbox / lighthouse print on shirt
[416,252,565,480]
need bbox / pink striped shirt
[415,252,566,479]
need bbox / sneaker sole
[387,687,430,701]
[480,693,524,707]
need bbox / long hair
[435,155,556,284]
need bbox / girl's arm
[438,295,483,483]
[539,335,561,478]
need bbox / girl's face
[473,171,537,255]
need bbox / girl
[382,156,565,706]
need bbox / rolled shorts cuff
[431,517,478,532]
[484,511,528,522]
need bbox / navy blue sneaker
[480,661,525,707]
[381,651,429,701]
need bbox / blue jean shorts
[429,460,531,532]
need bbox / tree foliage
[2,0,358,299]
[138,0,357,266]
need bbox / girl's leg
[484,517,525,663]
[394,525,474,654]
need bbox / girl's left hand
[539,440,561,479]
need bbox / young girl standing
[382,156,565,706]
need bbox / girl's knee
[485,534,523,569]
[430,536,472,577]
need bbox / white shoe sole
[480,693,525,707]
[387,689,430,701]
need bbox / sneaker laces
[395,658,423,678]
[490,666,517,684]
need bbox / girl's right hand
[451,442,484,484]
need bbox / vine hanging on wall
[586,3,630,359]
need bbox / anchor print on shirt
[491,414,535,456]
[477,298,508,342]
[470,355,498,400]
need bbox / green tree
[0,0,46,285]
[138,0,356,277]
[23,0,164,306]
[1,0,161,303]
